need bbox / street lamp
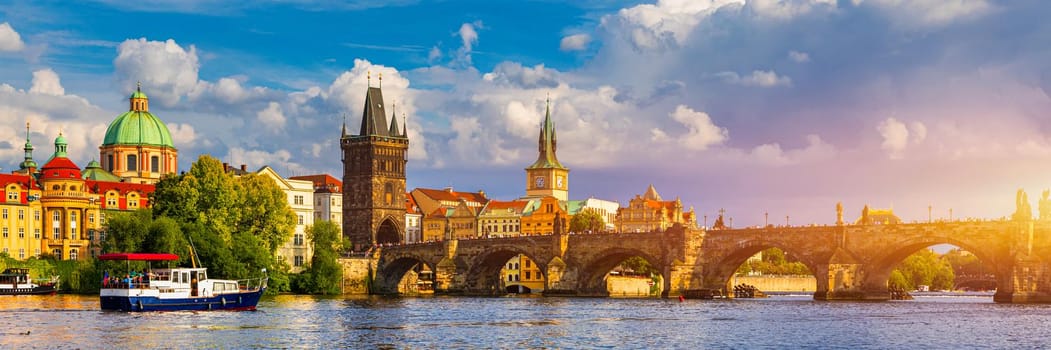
[785,215,790,226]
[764,212,768,227]
[703,215,707,229]
[949,208,953,222]
[928,205,932,223]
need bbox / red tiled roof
[482,200,529,214]
[289,174,342,193]
[406,194,420,214]
[0,173,36,189]
[88,180,155,195]
[39,157,82,180]
[414,187,488,204]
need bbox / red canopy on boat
[97,253,180,261]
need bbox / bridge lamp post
[703,215,707,229]
[928,205,932,223]
[765,212,768,227]
[950,208,953,221]
[785,215,790,227]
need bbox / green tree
[736,248,812,276]
[569,209,605,232]
[618,256,658,276]
[892,249,955,291]
[298,220,343,294]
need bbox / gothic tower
[341,82,408,250]
[525,99,569,200]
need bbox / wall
[339,257,373,294]
[607,275,660,297]
[732,275,816,292]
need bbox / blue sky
[2,0,1051,227]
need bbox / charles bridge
[368,218,1051,303]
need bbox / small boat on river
[0,268,59,295]
[98,253,267,312]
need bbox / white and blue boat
[98,253,267,312]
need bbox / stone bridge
[371,219,1051,303]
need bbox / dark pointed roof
[526,99,566,170]
[388,103,401,136]
[358,87,389,136]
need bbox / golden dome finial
[367,70,371,87]
[379,72,383,88]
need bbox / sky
[1,0,1050,228]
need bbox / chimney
[444,187,453,193]
[240,164,247,172]
[478,190,486,198]
[222,162,229,171]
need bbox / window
[52,211,60,221]
[2,227,7,238]
[53,226,60,240]
[106,154,114,172]
[69,249,78,260]
[70,212,78,239]
[89,213,95,224]
[294,233,304,246]
[298,215,304,225]
[52,249,61,259]
[151,156,160,172]
[508,274,513,282]
[18,249,24,259]
[127,154,138,171]
[107,198,117,207]
[294,195,304,205]
[525,271,531,279]
[294,255,304,267]
[34,228,40,239]
[34,210,40,221]
[18,228,24,238]
[18,209,24,220]
[2,208,6,219]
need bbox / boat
[0,268,59,295]
[98,253,267,312]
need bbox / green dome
[102,110,175,148]
[131,90,147,99]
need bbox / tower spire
[19,121,36,172]
[341,114,347,137]
[526,96,565,170]
[388,101,400,136]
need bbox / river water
[0,294,1047,349]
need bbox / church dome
[101,87,175,148]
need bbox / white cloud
[749,134,836,166]
[224,147,309,175]
[167,123,196,146]
[29,69,64,96]
[454,21,483,66]
[877,117,909,159]
[788,50,810,63]
[113,38,200,107]
[668,105,728,151]
[256,102,286,132]
[0,22,25,52]
[560,34,591,51]
[717,70,792,87]
[428,45,442,63]
[482,62,560,88]
[858,0,992,27]
[910,121,927,144]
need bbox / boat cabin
[0,268,32,286]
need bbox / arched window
[384,183,394,206]
[127,154,138,171]
[69,249,78,260]
[52,248,62,259]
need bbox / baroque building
[524,100,569,201]
[99,84,178,184]
[616,185,697,232]
[258,167,315,272]
[341,84,409,250]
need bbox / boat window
[182,272,189,284]
[173,272,180,283]
[199,271,206,280]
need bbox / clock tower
[525,99,569,200]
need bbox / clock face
[556,176,564,188]
[534,176,545,188]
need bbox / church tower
[341,77,409,250]
[525,99,569,201]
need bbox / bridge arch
[461,247,549,295]
[374,252,437,294]
[704,242,825,295]
[376,216,402,245]
[576,247,665,296]
[861,236,1004,294]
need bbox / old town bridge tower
[341,82,408,250]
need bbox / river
[1,294,1047,349]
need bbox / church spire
[526,97,566,170]
[19,121,37,171]
[388,102,401,136]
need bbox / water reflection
[1,294,1049,348]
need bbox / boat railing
[237,276,268,292]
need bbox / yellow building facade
[616,185,697,232]
[520,196,568,236]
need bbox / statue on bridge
[836,202,844,226]
[1013,189,1033,221]
[554,212,564,235]
[1039,190,1051,221]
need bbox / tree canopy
[569,209,605,233]
[294,220,343,294]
